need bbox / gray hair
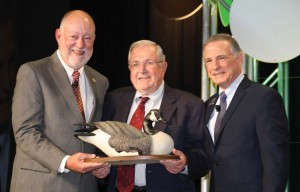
[203,33,242,56]
[128,40,166,62]
[59,10,95,31]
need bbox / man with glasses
[93,40,209,192]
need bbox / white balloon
[230,0,300,63]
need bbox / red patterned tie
[116,97,149,192]
[72,70,86,122]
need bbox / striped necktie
[72,70,86,122]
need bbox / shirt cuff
[180,164,188,175]
[58,155,70,173]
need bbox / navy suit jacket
[102,84,209,192]
[204,75,289,192]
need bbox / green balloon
[218,0,232,27]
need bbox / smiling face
[55,11,95,70]
[203,40,243,89]
[128,44,167,96]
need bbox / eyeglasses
[128,60,164,70]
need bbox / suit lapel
[84,67,97,121]
[205,94,218,148]
[113,88,136,123]
[47,53,83,121]
[205,95,218,124]
[121,91,136,122]
[214,76,251,145]
[155,85,176,132]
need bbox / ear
[162,62,168,72]
[237,52,244,66]
[55,29,61,42]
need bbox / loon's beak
[158,116,167,124]
[74,123,97,137]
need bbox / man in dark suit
[93,40,209,192]
[10,10,110,192]
[202,33,289,192]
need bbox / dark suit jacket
[10,52,109,192]
[204,75,289,192]
[102,85,209,192]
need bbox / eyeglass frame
[128,59,165,70]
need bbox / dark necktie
[72,70,86,122]
[116,97,149,192]
[214,91,227,143]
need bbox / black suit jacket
[102,84,209,192]
[204,75,289,192]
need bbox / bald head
[55,10,96,70]
[59,10,95,33]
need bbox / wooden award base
[85,155,179,165]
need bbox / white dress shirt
[207,73,244,143]
[129,81,165,186]
[56,50,94,173]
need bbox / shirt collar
[133,81,165,105]
[217,73,244,106]
[219,73,244,95]
[56,50,84,82]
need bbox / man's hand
[66,152,106,173]
[92,163,111,178]
[160,148,187,174]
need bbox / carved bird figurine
[74,109,174,157]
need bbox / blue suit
[204,75,289,192]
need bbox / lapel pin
[92,78,96,83]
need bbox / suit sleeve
[256,89,289,192]
[12,64,67,173]
[185,98,210,179]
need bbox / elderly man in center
[93,40,209,192]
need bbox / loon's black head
[143,109,167,135]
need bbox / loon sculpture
[74,109,174,157]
